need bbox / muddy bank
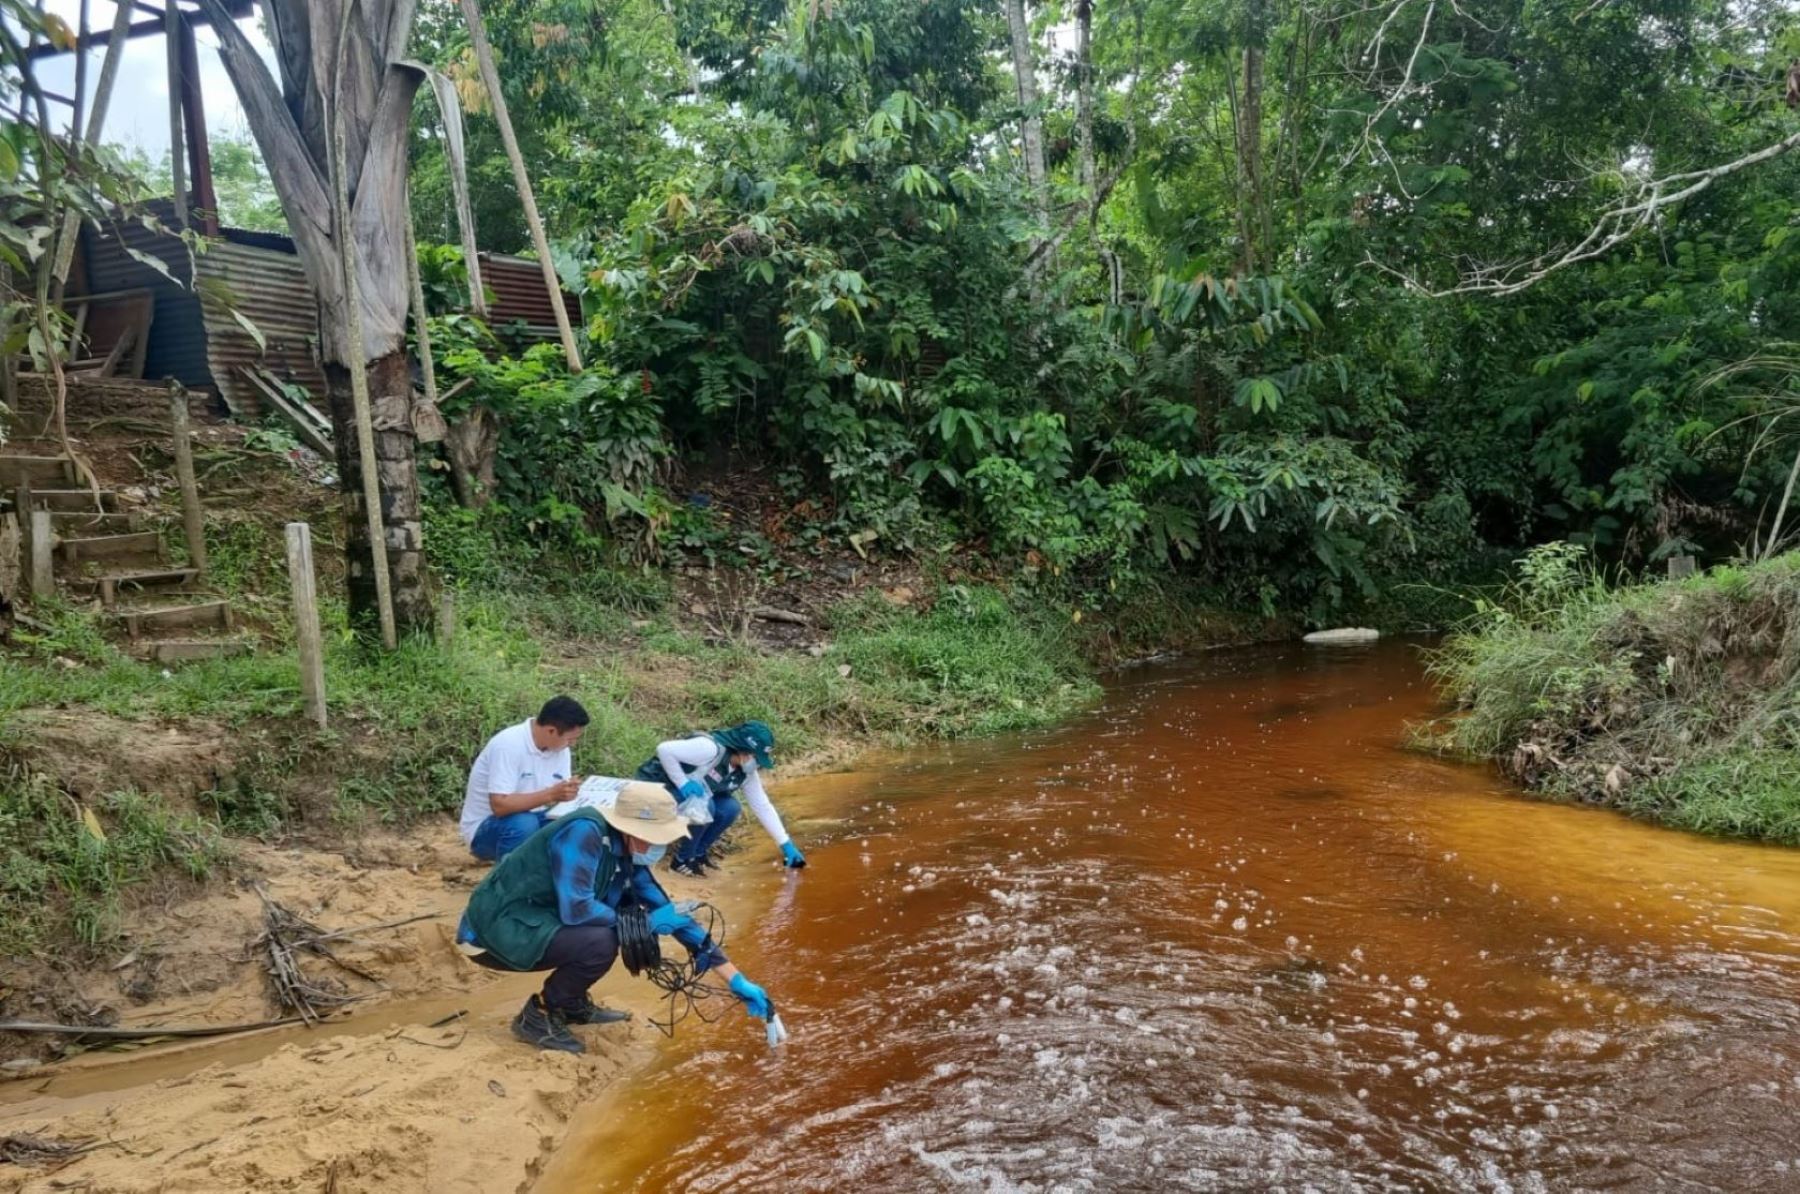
[0,763,844,1194]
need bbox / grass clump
[0,765,227,954]
[830,585,1100,735]
[1426,543,1800,842]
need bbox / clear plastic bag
[676,795,714,825]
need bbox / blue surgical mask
[632,843,667,866]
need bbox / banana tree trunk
[327,352,425,621]
[197,0,432,638]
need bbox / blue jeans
[470,810,549,862]
[675,794,740,864]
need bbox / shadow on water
[538,642,1800,1193]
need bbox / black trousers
[477,925,619,1011]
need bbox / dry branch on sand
[0,1130,110,1169]
[250,885,386,1024]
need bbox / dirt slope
[0,830,734,1194]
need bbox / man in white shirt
[634,720,806,876]
[460,696,589,862]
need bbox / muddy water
[541,643,1800,1193]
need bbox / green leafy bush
[1427,546,1800,842]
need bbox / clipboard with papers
[544,775,633,819]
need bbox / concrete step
[117,600,233,640]
[91,567,201,607]
[48,510,140,535]
[140,638,251,664]
[12,488,117,513]
[0,455,74,488]
[59,530,164,567]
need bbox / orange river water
[537,640,1800,1193]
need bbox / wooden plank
[28,510,54,600]
[24,489,117,513]
[0,511,19,602]
[119,600,231,638]
[287,522,327,728]
[240,367,334,458]
[48,511,137,534]
[59,530,163,565]
[169,384,207,574]
[0,456,74,487]
[94,567,198,608]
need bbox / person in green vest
[456,781,778,1053]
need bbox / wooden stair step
[91,568,200,606]
[48,510,140,534]
[12,488,117,513]
[0,455,74,487]
[117,600,233,639]
[59,530,164,566]
[141,639,250,664]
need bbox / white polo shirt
[458,719,572,844]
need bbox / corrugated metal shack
[71,211,579,420]
[477,252,582,340]
[73,203,325,418]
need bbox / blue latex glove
[780,840,807,868]
[729,972,773,1020]
[677,778,707,801]
[646,903,694,936]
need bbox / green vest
[465,808,618,971]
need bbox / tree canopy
[100,0,1800,619]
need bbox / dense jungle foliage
[91,0,1800,620]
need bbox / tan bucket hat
[596,781,691,845]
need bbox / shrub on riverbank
[1427,545,1800,842]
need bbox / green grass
[1426,545,1800,843]
[0,765,228,955]
[830,585,1100,735]
[1,578,1107,949]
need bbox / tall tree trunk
[1076,0,1119,299]
[1076,0,1096,208]
[1236,0,1268,274]
[1005,0,1048,233]
[328,353,425,622]
[458,0,582,373]
[198,0,434,638]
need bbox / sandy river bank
[0,754,862,1194]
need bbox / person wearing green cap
[635,720,805,876]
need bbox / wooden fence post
[28,509,53,601]
[286,522,327,729]
[169,383,206,575]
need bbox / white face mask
[631,843,667,867]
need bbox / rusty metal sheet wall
[478,252,579,340]
[78,216,210,388]
[196,240,326,419]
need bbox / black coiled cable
[616,901,730,1037]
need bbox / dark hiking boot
[561,997,631,1026]
[512,994,584,1054]
[669,856,706,878]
